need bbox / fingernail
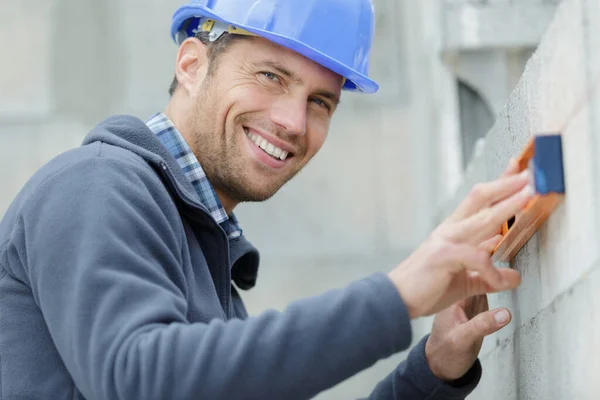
[494,310,509,325]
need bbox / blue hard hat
[170,0,379,94]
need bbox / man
[0,0,529,398]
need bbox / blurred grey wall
[0,0,559,398]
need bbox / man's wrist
[407,335,482,397]
[387,271,418,319]
[424,337,453,382]
[445,361,482,388]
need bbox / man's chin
[225,181,287,204]
[238,187,282,203]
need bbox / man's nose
[270,95,308,136]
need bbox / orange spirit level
[491,135,566,262]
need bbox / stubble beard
[189,107,298,205]
[196,129,297,204]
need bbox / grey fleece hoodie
[0,115,481,399]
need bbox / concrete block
[484,233,543,356]
[490,338,519,400]
[443,3,559,50]
[480,236,544,358]
[581,0,600,245]
[473,261,600,399]
[582,0,600,84]
[539,273,598,399]
[589,262,600,395]
[471,336,518,400]
[525,0,587,135]
[513,312,552,400]
[0,3,54,119]
[483,76,531,180]
[537,103,600,305]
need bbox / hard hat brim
[171,5,380,94]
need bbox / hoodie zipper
[158,161,232,319]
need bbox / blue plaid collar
[146,112,242,239]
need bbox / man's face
[185,36,343,204]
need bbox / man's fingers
[448,171,530,222]
[464,268,522,296]
[455,308,512,345]
[500,158,519,178]
[462,294,489,320]
[479,234,503,253]
[447,245,507,291]
[452,184,534,244]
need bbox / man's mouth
[244,128,293,161]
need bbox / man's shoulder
[3,139,169,226]
[29,141,157,193]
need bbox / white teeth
[245,129,291,161]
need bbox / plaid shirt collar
[146,112,242,239]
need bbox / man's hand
[424,294,510,381]
[424,227,515,381]
[424,222,516,381]
[388,159,527,318]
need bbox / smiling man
[0,0,528,399]
[163,32,343,213]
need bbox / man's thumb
[457,308,512,343]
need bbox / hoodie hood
[82,114,260,290]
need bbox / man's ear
[174,37,210,96]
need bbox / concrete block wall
[433,0,600,398]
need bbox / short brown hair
[168,31,247,96]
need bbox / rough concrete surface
[436,0,600,398]
[472,262,600,399]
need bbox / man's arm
[15,151,526,400]
[17,155,413,400]
[364,159,526,399]
[366,335,481,400]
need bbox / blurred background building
[6,0,600,399]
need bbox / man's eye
[260,71,280,82]
[311,98,331,111]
